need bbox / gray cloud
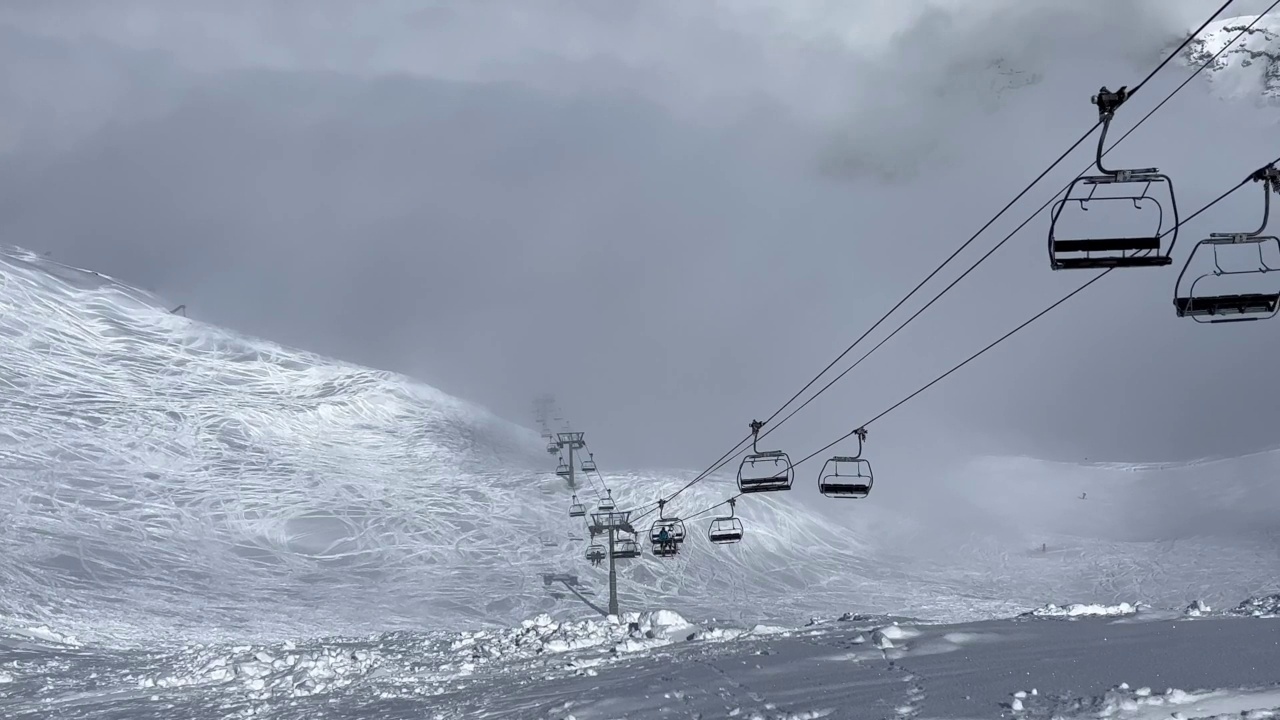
[2,0,1279,484]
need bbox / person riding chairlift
[657,526,675,552]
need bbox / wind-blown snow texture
[0,246,914,646]
[1188,14,1280,101]
[1,245,1279,653]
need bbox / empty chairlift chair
[1048,86,1179,270]
[1174,164,1280,323]
[819,428,873,499]
[555,456,571,478]
[568,495,586,518]
[612,532,641,560]
[581,453,597,474]
[597,489,616,513]
[737,420,794,493]
[708,498,744,545]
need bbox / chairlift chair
[586,543,606,566]
[647,500,687,543]
[818,428,873,499]
[568,495,586,518]
[708,498,744,544]
[581,453,597,474]
[648,500,686,558]
[597,489,616,513]
[737,420,794,493]
[546,441,560,455]
[611,533,641,560]
[1048,86,1179,270]
[555,457,571,477]
[1174,164,1280,323]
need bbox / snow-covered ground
[6,600,1280,719]
[1,243,1279,717]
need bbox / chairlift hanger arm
[1090,86,1145,177]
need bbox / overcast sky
[2,0,1280,474]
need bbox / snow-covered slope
[1186,13,1280,101]
[0,246,547,643]
[2,245,1277,651]
[0,247,935,646]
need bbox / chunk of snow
[874,624,921,640]
[16,625,82,647]
[1230,594,1280,618]
[870,630,895,649]
[1021,602,1138,618]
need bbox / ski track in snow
[1,244,1278,651]
[0,237,1279,719]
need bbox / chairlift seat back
[818,456,874,499]
[708,516,744,544]
[737,450,795,493]
[1175,231,1280,323]
[1174,293,1280,319]
[1048,172,1178,271]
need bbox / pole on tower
[555,430,585,492]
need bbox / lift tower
[589,508,633,616]
[556,431,585,491]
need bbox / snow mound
[435,610,695,671]
[1020,602,1139,619]
[1185,600,1213,617]
[137,640,379,701]
[1229,594,1280,618]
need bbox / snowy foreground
[4,599,1280,719]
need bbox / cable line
[629,1,1244,521]
[675,158,1276,525]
